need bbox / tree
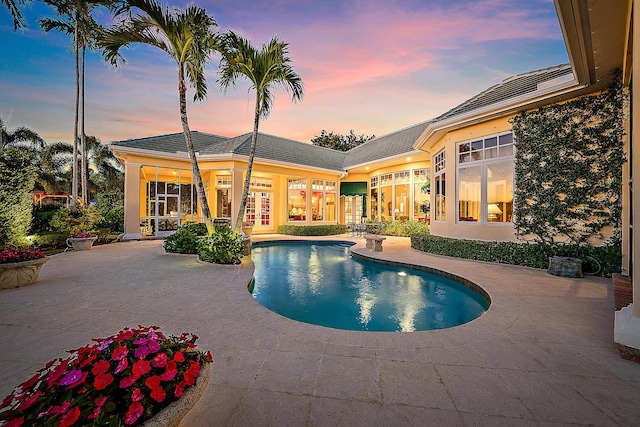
[0,116,46,155]
[311,129,374,151]
[99,0,218,230]
[0,148,37,247]
[218,31,304,231]
[40,0,106,207]
[2,0,30,29]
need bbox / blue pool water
[250,241,489,332]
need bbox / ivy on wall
[510,69,625,245]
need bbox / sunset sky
[1,0,568,145]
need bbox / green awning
[340,182,368,196]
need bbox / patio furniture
[364,234,386,252]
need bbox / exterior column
[123,163,142,240]
[230,168,245,229]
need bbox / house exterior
[109,0,639,356]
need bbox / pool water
[250,241,489,332]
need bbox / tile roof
[111,131,229,153]
[433,64,574,123]
[342,121,430,168]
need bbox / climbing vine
[510,69,625,245]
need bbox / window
[288,179,307,221]
[311,180,336,221]
[434,151,446,221]
[370,177,378,220]
[413,169,430,221]
[216,175,231,217]
[457,133,514,223]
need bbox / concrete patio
[1,235,639,426]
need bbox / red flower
[188,360,201,378]
[95,397,107,407]
[16,391,41,412]
[91,360,111,376]
[1,392,14,410]
[4,417,24,427]
[132,359,151,377]
[20,373,41,390]
[173,351,185,363]
[206,350,213,362]
[183,371,195,386]
[47,360,69,388]
[124,402,144,425]
[111,346,128,361]
[58,406,81,427]
[49,401,71,415]
[160,364,177,382]
[93,373,114,391]
[79,355,97,369]
[150,386,165,403]
[115,330,134,343]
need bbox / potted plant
[0,325,212,426]
[0,248,49,289]
[241,220,254,237]
[50,206,102,251]
[66,232,98,251]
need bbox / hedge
[411,234,621,277]
[277,224,346,236]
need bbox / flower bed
[0,326,212,426]
[0,249,45,264]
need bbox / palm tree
[0,116,45,155]
[99,0,218,230]
[2,0,30,29]
[218,31,304,231]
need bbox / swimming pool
[249,241,489,332]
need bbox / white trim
[615,304,640,350]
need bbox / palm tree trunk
[72,16,79,209]
[178,65,213,233]
[81,44,88,204]
[234,92,261,232]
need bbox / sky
[0,0,569,145]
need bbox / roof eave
[229,153,344,175]
[344,149,425,171]
[413,76,584,151]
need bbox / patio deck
[1,235,639,426]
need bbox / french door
[245,192,272,232]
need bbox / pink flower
[119,375,137,389]
[131,387,144,402]
[112,346,128,361]
[49,401,72,415]
[60,370,83,387]
[114,357,129,374]
[95,397,107,407]
[151,352,168,368]
[124,402,144,425]
[134,345,149,359]
[174,381,186,398]
[147,339,161,353]
[91,360,111,376]
[94,373,114,390]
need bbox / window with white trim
[457,133,514,223]
[434,150,446,221]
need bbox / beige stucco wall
[426,116,520,242]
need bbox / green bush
[277,224,346,236]
[197,226,244,264]
[99,206,124,233]
[162,222,209,254]
[0,148,37,248]
[96,191,124,232]
[410,234,621,277]
[379,220,430,237]
[31,204,62,234]
[50,205,102,235]
[30,232,68,251]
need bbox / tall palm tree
[218,31,304,231]
[2,0,29,29]
[99,0,218,230]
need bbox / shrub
[30,232,68,251]
[162,222,209,254]
[31,204,62,234]
[197,226,244,264]
[379,220,430,237]
[410,234,621,277]
[0,148,37,248]
[277,224,346,236]
[50,205,102,235]
[100,206,125,233]
[96,191,125,232]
